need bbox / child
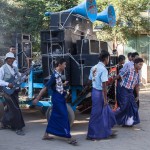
[33,57,77,145]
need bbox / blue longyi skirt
[87,88,116,139]
[46,92,71,138]
[115,86,140,126]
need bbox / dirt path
[0,90,150,150]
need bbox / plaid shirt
[119,68,139,89]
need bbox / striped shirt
[120,61,134,72]
[119,67,139,89]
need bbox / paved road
[0,90,150,150]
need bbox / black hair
[134,57,144,64]
[54,57,66,68]
[9,46,15,48]
[99,50,110,62]
[112,49,117,54]
[127,52,132,58]
[132,52,139,58]
[118,55,125,62]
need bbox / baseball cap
[5,52,15,60]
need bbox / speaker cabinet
[22,34,31,41]
[41,30,65,42]
[42,55,71,81]
[50,13,93,34]
[70,54,99,86]
[100,41,108,51]
[40,30,83,55]
[17,42,32,69]
[76,39,100,54]
[107,55,118,67]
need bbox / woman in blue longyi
[33,57,77,145]
[87,50,116,141]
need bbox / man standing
[113,57,143,127]
[9,46,18,68]
[120,52,140,107]
[0,52,25,135]
[87,50,116,141]
[121,52,139,71]
[127,52,132,62]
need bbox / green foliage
[0,0,149,52]
[0,0,78,52]
[96,0,150,44]
[0,0,23,51]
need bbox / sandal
[42,136,54,140]
[68,139,78,146]
[0,123,10,130]
[16,129,25,136]
[0,126,7,130]
[108,132,117,139]
[86,137,99,141]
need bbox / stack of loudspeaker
[41,12,108,85]
[17,34,32,69]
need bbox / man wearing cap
[0,52,25,135]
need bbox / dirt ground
[0,90,150,150]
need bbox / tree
[95,0,150,48]
[0,0,24,52]
[0,0,78,52]
[1,0,149,52]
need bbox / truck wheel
[46,103,75,127]
[0,102,4,120]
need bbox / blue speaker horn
[65,0,97,22]
[45,0,97,23]
[97,5,116,27]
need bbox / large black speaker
[50,13,93,34]
[107,55,118,67]
[76,39,100,54]
[41,30,65,43]
[42,55,71,82]
[100,41,108,51]
[70,54,99,86]
[17,41,32,69]
[41,30,82,55]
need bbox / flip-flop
[0,126,7,130]
[86,137,101,141]
[68,139,78,146]
[42,136,54,140]
[86,137,97,141]
[16,130,25,136]
[0,124,10,130]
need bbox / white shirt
[13,60,18,68]
[0,64,20,86]
[89,62,108,90]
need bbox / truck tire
[46,103,75,127]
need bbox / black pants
[1,91,25,130]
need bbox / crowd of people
[0,46,143,146]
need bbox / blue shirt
[45,70,64,94]
[89,62,108,90]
